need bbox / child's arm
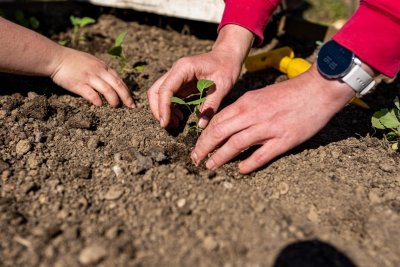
[0,17,135,108]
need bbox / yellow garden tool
[244,47,370,109]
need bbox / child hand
[51,47,135,108]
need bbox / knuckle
[173,57,193,71]
[252,150,267,165]
[115,78,126,89]
[230,135,246,150]
[86,91,99,102]
[210,125,226,140]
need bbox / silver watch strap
[342,59,375,96]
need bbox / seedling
[170,79,214,133]
[108,31,144,76]
[60,16,95,46]
[14,10,39,30]
[371,96,400,151]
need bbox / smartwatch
[317,40,375,96]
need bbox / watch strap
[342,61,376,96]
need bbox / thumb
[197,83,228,129]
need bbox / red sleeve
[333,0,400,78]
[218,0,280,46]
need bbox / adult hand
[147,25,254,128]
[51,47,135,108]
[191,65,356,174]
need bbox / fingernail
[160,117,165,128]
[131,103,136,109]
[198,116,209,129]
[191,151,198,165]
[206,159,216,170]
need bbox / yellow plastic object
[245,47,294,72]
[245,47,370,109]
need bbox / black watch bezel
[317,40,355,79]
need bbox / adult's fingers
[148,71,172,121]
[238,139,288,174]
[101,68,135,108]
[191,108,252,165]
[99,71,134,108]
[89,76,120,107]
[158,59,195,128]
[76,84,102,106]
[198,80,230,129]
[205,125,269,170]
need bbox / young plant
[371,96,400,150]
[61,16,95,46]
[108,31,144,76]
[170,79,214,133]
[14,10,40,30]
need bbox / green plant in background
[371,96,400,151]
[170,79,214,133]
[60,16,95,46]
[14,10,40,30]
[108,31,144,76]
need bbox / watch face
[317,40,354,78]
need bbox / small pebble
[307,205,319,223]
[203,236,218,251]
[112,165,123,177]
[177,198,186,208]
[16,140,31,156]
[223,181,233,189]
[78,244,107,265]
[104,185,124,200]
[278,182,289,195]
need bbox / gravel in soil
[0,14,399,267]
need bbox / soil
[1,10,400,267]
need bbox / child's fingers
[89,76,120,107]
[103,69,136,108]
[78,84,102,106]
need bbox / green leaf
[70,16,79,26]
[371,110,386,129]
[15,10,25,21]
[108,46,122,57]
[170,96,187,105]
[386,131,399,139]
[70,16,95,27]
[197,79,214,94]
[78,17,95,27]
[394,96,400,110]
[134,65,145,72]
[186,97,207,106]
[58,39,69,46]
[391,142,399,151]
[115,31,127,47]
[29,17,40,29]
[379,109,400,129]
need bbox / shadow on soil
[273,240,357,267]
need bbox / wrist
[49,45,69,79]
[213,24,254,64]
[308,64,355,106]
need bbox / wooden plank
[76,0,225,23]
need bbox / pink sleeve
[218,0,280,45]
[333,0,400,78]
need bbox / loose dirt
[0,12,399,267]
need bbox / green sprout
[108,31,144,76]
[60,16,95,47]
[170,79,214,133]
[371,96,400,151]
[14,10,40,30]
